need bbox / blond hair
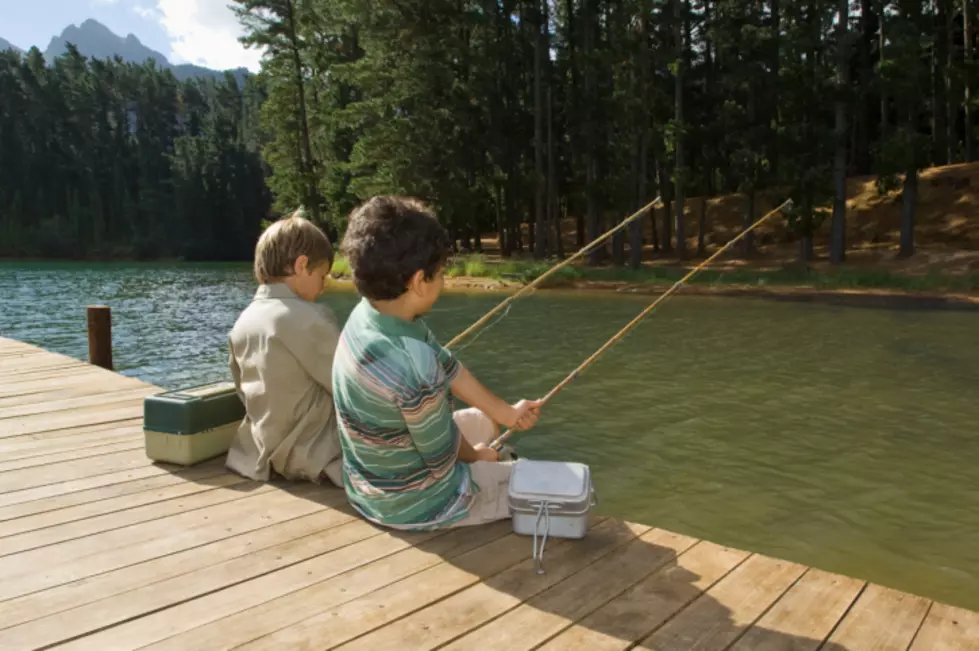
[253,209,334,284]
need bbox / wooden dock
[0,336,977,650]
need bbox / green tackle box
[143,381,245,466]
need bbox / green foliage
[0,0,970,265]
[0,47,270,260]
[329,252,978,292]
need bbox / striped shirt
[331,298,473,530]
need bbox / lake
[2,260,979,611]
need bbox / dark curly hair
[340,196,452,301]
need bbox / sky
[1,0,264,72]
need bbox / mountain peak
[78,19,114,34]
[45,19,170,68]
[0,37,21,54]
[1,19,249,86]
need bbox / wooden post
[87,305,113,370]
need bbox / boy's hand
[508,399,542,431]
[472,443,500,462]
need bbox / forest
[0,0,975,264]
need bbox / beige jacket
[225,283,343,485]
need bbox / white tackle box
[507,459,597,573]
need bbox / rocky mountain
[0,37,21,53]
[3,19,248,86]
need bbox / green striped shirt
[331,298,473,530]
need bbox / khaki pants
[450,408,515,527]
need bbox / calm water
[2,261,979,610]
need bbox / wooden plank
[0,491,345,629]
[0,346,46,358]
[0,419,141,450]
[0,373,147,404]
[0,353,50,365]
[440,528,700,651]
[0,343,82,362]
[321,519,644,651]
[0,430,138,463]
[0,342,45,356]
[636,554,807,651]
[0,483,303,597]
[0,460,201,510]
[0,463,226,524]
[0,344,41,354]
[0,472,243,543]
[0,505,364,648]
[728,569,865,651]
[0,449,154,493]
[0,386,155,419]
[0,473,249,557]
[0,440,143,473]
[909,602,979,651]
[0,365,97,385]
[536,541,750,651]
[0,339,71,357]
[0,402,143,438]
[824,584,932,651]
[178,520,562,651]
[53,521,504,650]
[0,354,85,372]
[0,363,88,382]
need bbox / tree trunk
[771,0,781,175]
[741,190,756,258]
[504,170,517,255]
[658,161,673,252]
[285,0,318,222]
[584,0,600,265]
[856,0,877,173]
[879,0,888,136]
[946,0,955,163]
[612,222,625,265]
[702,0,716,250]
[533,0,546,259]
[495,181,507,256]
[900,166,917,257]
[673,0,687,260]
[631,137,646,270]
[830,0,849,265]
[547,85,562,258]
[631,15,648,272]
[565,0,584,250]
[467,166,481,253]
[934,0,950,165]
[967,0,975,161]
[640,0,655,257]
[697,195,708,256]
[800,233,814,263]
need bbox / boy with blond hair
[225,209,344,486]
[332,195,542,531]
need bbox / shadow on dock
[271,482,860,650]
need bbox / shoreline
[5,257,978,309]
[331,274,979,310]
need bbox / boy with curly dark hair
[332,195,541,530]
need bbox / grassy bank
[331,254,979,295]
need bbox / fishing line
[448,301,516,355]
[444,195,663,350]
[489,199,792,451]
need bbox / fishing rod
[489,198,792,451]
[444,195,663,350]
